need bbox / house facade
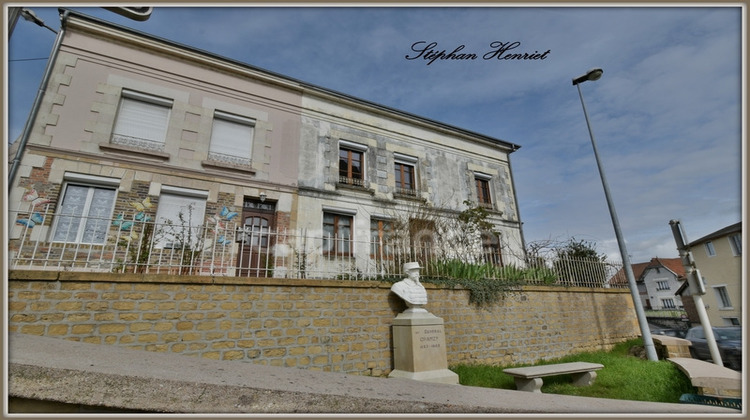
[638,258,686,310]
[8,9,525,279]
[686,222,742,326]
[610,258,686,311]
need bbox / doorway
[236,197,275,277]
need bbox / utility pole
[669,219,722,366]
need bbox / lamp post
[572,68,658,361]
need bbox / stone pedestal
[388,309,459,384]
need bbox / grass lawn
[450,338,695,403]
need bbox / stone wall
[7,270,640,376]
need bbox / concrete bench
[503,362,604,393]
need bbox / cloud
[6,6,741,266]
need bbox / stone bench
[503,362,604,393]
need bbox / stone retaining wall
[8,270,640,376]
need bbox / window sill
[99,143,170,161]
[201,160,256,175]
[394,191,425,202]
[336,182,374,195]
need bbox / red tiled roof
[608,257,686,286]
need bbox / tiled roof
[608,257,686,286]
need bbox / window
[209,111,255,167]
[338,141,367,186]
[713,286,733,309]
[705,241,716,257]
[474,173,493,208]
[323,212,353,256]
[370,218,393,258]
[656,280,670,291]
[723,317,741,326]
[661,298,676,309]
[394,153,418,196]
[111,90,172,152]
[482,233,504,266]
[728,234,742,256]
[154,186,208,248]
[409,218,435,262]
[52,181,117,244]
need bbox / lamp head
[572,68,603,85]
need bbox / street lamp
[572,68,658,361]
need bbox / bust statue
[391,262,427,310]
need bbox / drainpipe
[669,219,722,366]
[8,9,68,192]
[506,146,527,261]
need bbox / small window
[209,111,255,167]
[656,280,670,291]
[713,286,732,309]
[323,212,353,256]
[705,241,716,257]
[154,187,208,249]
[474,173,493,208]
[728,234,741,256]
[112,90,172,152]
[661,298,676,309]
[338,141,366,187]
[723,317,741,326]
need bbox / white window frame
[661,298,676,309]
[111,89,172,152]
[338,140,368,187]
[322,206,357,256]
[728,234,742,256]
[474,172,493,208]
[722,317,741,326]
[394,153,418,195]
[655,280,670,291]
[154,186,209,249]
[51,173,120,245]
[704,241,716,257]
[713,285,733,309]
[208,110,255,167]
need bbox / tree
[552,238,609,287]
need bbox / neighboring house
[683,222,742,327]
[8,9,526,278]
[639,258,686,310]
[610,258,686,310]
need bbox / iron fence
[9,206,625,288]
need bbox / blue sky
[6,5,744,263]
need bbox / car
[650,327,687,338]
[684,326,742,370]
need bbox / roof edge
[60,8,522,153]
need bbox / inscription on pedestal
[417,327,443,350]
[389,311,458,384]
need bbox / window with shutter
[154,187,208,249]
[209,111,255,167]
[111,90,172,152]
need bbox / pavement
[6,332,742,416]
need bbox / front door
[236,198,275,277]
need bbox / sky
[5,4,745,264]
